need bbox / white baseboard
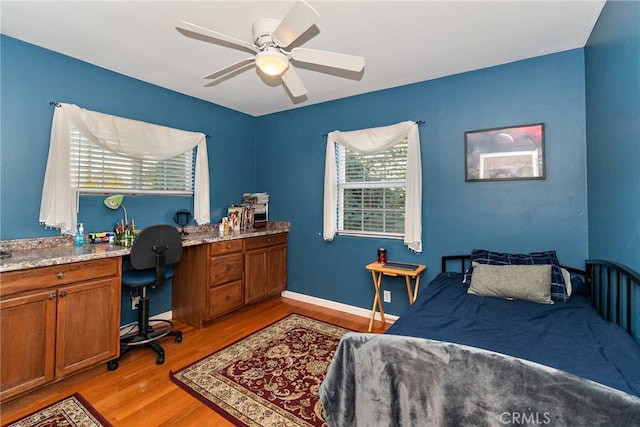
[281,290,398,324]
[152,311,173,321]
[136,294,397,333]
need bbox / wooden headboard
[441,255,639,340]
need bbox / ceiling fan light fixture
[255,50,289,76]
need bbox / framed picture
[465,123,545,182]
[227,206,243,231]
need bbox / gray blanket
[320,333,640,426]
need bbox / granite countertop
[0,222,290,273]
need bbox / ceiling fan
[176,0,365,98]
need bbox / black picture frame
[465,123,545,182]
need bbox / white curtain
[39,103,210,234]
[323,121,422,253]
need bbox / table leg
[368,271,386,332]
[405,276,414,304]
[413,276,421,303]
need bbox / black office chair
[107,225,183,370]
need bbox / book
[383,261,420,271]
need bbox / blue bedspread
[386,272,640,397]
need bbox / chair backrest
[129,225,183,287]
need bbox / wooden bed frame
[442,255,640,339]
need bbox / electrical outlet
[383,290,391,303]
[131,296,140,310]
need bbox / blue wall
[1,36,256,239]
[585,0,640,272]
[0,37,593,321]
[585,0,640,341]
[258,50,589,316]
[0,35,256,323]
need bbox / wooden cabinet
[209,241,244,318]
[244,233,287,304]
[173,232,287,328]
[173,239,244,328]
[0,258,121,401]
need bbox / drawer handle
[226,244,231,249]
[59,290,67,298]
[57,271,65,279]
[48,293,57,300]
[267,238,271,242]
[225,295,230,301]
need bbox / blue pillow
[464,249,569,302]
[570,275,588,295]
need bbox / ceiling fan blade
[272,0,320,48]
[291,48,365,72]
[177,19,259,53]
[203,57,256,79]
[281,67,307,98]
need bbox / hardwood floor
[0,296,390,426]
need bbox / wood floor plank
[0,296,390,425]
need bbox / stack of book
[242,193,269,228]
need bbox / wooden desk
[365,261,427,332]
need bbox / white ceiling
[1,1,605,117]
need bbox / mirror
[173,209,192,236]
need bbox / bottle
[74,223,85,247]
[377,247,387,264]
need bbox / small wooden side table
[365,261,427,332]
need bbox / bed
[320,252,640,426]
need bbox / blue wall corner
[4,6,638,325]
[585,0,640,273]
[584,0,640,342]
[257,49,589,316]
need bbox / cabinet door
[244,248,268,304]
[0,289,57,401]
[266,244,287,296]
[55,277,120,378]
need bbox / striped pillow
[464,249,569,302]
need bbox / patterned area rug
[170,313,352,427]
[3,393,111,427]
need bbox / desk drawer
[1,258,120,297]
[209,240,243,256]
[209,280,242,317]
[243,233,287,251]
[210,253,243,285]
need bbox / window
[336,138,407,237]
[69,126,194,195]
[323,120,421,252]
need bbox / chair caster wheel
[107,360,119,371]
[175,335,183,343]
[156,355,165,365]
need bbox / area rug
[170,313,352,427]
[3,393,111,427]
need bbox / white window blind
[336,137,407,236]
[69,127,194,195]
